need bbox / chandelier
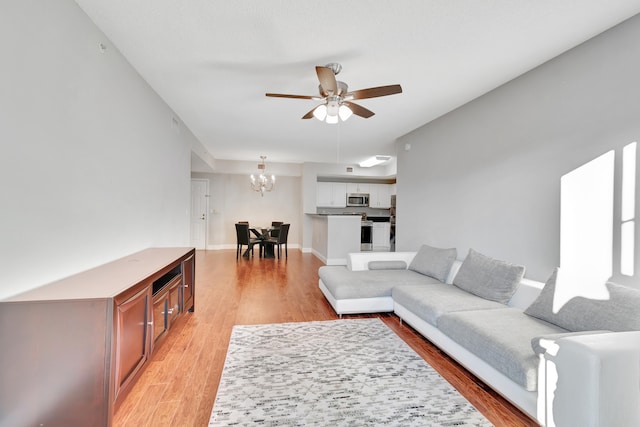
[250,156,275,196]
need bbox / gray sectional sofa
[318,245,640,426]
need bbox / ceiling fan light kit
[312,104,327,121]
[266,63,402,124]
[338,104,353,121]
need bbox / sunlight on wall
[557,142,638,310]
[557,150,615,311]
[542,142,638,426]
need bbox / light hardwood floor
[114,249,539,427]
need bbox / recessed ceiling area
[74,1,640,166]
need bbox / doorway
[190,179,208,249]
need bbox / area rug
[209,318,492,426]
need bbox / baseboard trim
[206,243,301,251]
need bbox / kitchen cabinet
[372,222,391,250]
[346,183,370,194]
[369,184,392,208]
[0,247,195,427]
[317,182,347,207]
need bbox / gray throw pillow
[524,268,640,332]
[368,260,407,270]
[452,249,525,304]
[408,244,457,282]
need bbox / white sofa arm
[347,252,417,271]
[538,331,640,427]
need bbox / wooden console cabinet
[0,247,195,427]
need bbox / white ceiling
[74,1,640,166]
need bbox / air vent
[346,167,353,173]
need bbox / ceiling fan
[265,63,402,124]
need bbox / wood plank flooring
[114,249,539,427]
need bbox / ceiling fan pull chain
[336,122,341,164]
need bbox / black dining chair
[235,223,260,259]
[264,223,290,259]
[270,221,283,238]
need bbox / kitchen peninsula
[310,214,361,265]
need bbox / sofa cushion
[408,244,457,282]
[392,283,505,326]
[453,249,525,304]
[524,268,640,332]
[318,266,440,300]
[368,260,407,270]
[438,308,568,390]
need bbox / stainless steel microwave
[346,193,369,207]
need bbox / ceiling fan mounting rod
[325,62,342,75]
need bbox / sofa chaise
[318,245,640,426]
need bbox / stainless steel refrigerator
[390,195,396,251]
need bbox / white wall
[191,173,302,249]
[397,14,640,283]
[0,1,195,299]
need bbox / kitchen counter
[309,214,361,265]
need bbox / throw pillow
[452,248,525,304]
[524,268,640,332]
[368,260,407,270]
[408,244,457,282]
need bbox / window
[620,142,636,276]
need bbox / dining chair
[264,223,290,259]
[270,221,283,238]
[235,223,260,259]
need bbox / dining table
[250,227,276,258]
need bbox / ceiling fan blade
[316,66,338,96]
[346,84,402,100]
[265,93,319,100]
[301,106,317,119]
[343,101,375,118]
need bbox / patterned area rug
[209,318,492,426]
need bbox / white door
[190,179,208,250]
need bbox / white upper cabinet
[369,184,391,208]
[346,183,370,194]
[317,182,393,208]
[317,182,347,207]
